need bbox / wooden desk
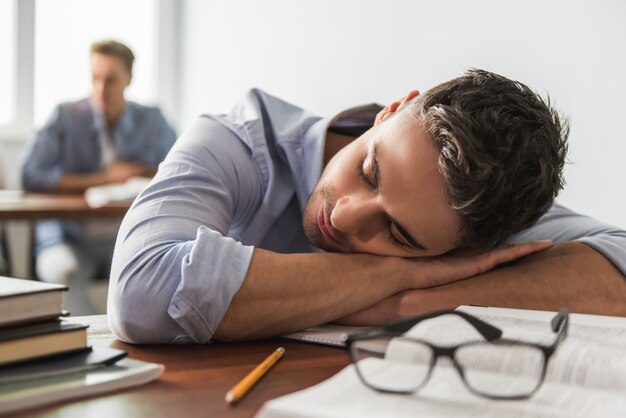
[13,316,350,418]
[0,192,130,278]
[0,192,129,220]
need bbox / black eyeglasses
[345,308,569,400]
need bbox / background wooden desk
[0,192,130,278]
[0,192,130,220]
[13,316,350,418]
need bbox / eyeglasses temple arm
[550,308,569,347]
[350,309,503,342]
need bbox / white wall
[179,0,626,228]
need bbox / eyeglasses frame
[345,307,569,400]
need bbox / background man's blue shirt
[22,99,176,251]
[108,89,626,344]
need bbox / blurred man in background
[22,39,176,314]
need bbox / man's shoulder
[45,98,94,129]
[55,98,93,117]
[246,88,314,119]
[124,102,172,130]
[219,88,316,121]
[210,88,320,142]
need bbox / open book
[258,306,626,418]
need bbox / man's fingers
[416,240,553,289]
[473,240,554,275]
[484,240,553,269]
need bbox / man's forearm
[214,241,553,341]
[55,172,109,193]
[337,242,626,326]
[213,249,404,341]
[55,162,157,193]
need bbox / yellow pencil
[226,347,285,404]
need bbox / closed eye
[359,143,428,252]
[357,158,376,190]
[358,158,408,249]
[388,229,407,248]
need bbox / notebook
[283,324,366,347]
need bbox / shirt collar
[90,101,135,140]
[90,101,106,132]
[114,104,135,139]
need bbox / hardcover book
[0,320,88,366]
[0,276,67,328]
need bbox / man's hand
[103,161,153,184]
[55,160,156,193]
[336,242,626,326]
[400,240,553,289]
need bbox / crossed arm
[214,241,625,341]
[334,242,626,326]
[55,161,156,193]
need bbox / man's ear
[374,90,420,126]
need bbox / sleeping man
[108,69,626,343]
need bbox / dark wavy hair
[408,69,569,250]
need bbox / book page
[255,359,626,418]
[382,306,626,392]
[458,306,626,347]
[459,306,626,391]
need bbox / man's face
[90,53,130,118]
[302,112,462,257]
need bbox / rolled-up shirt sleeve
[108,117,262,343]
[507,202,626,277]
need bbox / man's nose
[330,195,381,238]
[93,81,105,97]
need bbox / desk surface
[0,192,130,220]
[13,315,350,418]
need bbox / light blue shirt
[22,99,176,251]
[108,89,626,344]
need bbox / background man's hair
[408,69,569,250]
[90,39,135,73]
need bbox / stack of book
[1,276,91,367]
[0,275,163,415]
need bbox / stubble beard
[302,188,326,251]
[302,185,351,253]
